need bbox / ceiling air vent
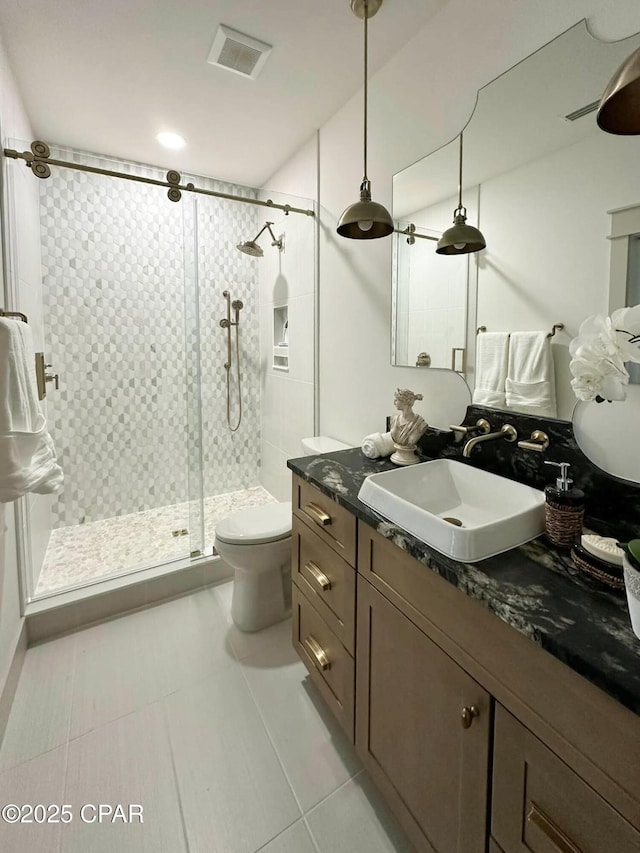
[207,25,272,80]
[564,100,600,122]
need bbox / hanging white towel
[472,332,509,409]
[361,431,395,459]
[505,331,557,417]
[0,318,64,502]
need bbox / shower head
[236,240,264,257]
[236,221,283,256]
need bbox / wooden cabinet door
[356,576,491,853]
[492,704,640,853]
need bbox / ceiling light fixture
[436,132,486,256]
[156,132,186,150]
[336,0,393,240]
[597,45,640,134]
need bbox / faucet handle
[450,418,491,442]
[517,430,550,453]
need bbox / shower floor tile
[35,486,277,597]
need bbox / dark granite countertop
[287,447,640,718]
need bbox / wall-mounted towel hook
[476,325,487,335]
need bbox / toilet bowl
[214,502,292,633]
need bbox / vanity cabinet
[290,475,640,853]
[356,577,490,853]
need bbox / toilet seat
[215,502,292,545]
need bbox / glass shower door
[8,144,206,599]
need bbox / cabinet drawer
[292,516,356,654]
[292,584,354,741]
[492,704,640,853]
[293,476,356,566]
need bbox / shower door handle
[45,365,59,390]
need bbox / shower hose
[226,319,242,432]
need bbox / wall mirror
[391,21,640,422]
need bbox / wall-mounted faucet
[463,423,518,458]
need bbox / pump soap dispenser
[544,461,584,548]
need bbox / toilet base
[231,561,291,633]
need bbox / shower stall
[3,142,316,601]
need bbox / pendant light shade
[336,179,394,238]
[436,133,486,256]
[597,46,640,134]
[436,209,486,255]
[337,0,393,240]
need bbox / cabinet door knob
[527,803,583,853]
[303,635,331,671]
[304,502,332,527]
[305,561,331,591]
[461,705,480,728]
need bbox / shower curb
[25,557,231,645]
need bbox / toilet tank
[301,436,350,455]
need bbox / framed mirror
[391,21,640,421]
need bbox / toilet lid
[215,502,292,545]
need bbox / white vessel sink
[358,459,545,563]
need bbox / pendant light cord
[457,132,463,211]
[363,3,368,182]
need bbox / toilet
[215,435,350,632]
[215,502,293,633]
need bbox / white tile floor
[0,580,411,853]
[36,488,276,597]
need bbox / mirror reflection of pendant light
[336,0,393,240]
[436,132,486,255]
[597,46,640,134]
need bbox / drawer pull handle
[461,705,480,728]
[527,803,583,853]
[304,502,332,527]
[305,561,332,591]
[303,635,331,671]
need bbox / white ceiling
[0,0,448,189]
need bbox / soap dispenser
[543,461,584,548]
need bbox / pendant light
[436,132,486,255]
[336,0,393,240]
[597,46,640,134]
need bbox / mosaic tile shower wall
[40,151,261,528]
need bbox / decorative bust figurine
[390,388,428,466]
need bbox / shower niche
[273,305,289,371]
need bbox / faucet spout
[462,423,517,457]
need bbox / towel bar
[476,322,564,337]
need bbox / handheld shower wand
[220,290,244,431]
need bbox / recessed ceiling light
[156,132,186,150]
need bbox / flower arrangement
[569,304,640,402]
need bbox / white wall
[259,135,318,500]
[0,30,36,697]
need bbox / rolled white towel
[361,431,395,459]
